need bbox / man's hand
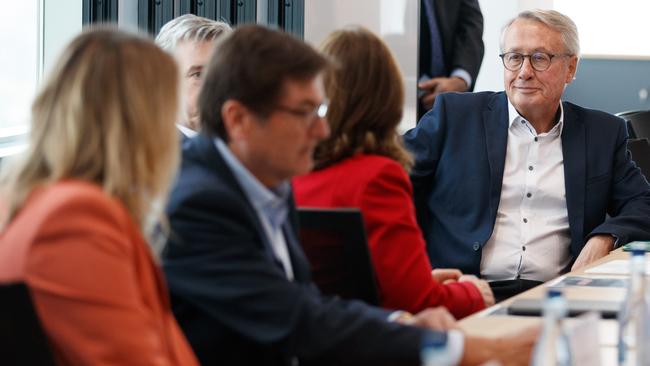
[459,275,495,307]
[461,325,540,366]
[571,234,615,271]
[432,268,463,284]
[418,76,468,110]
[410,307,458,330]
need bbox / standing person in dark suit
[418,0,484,117]
[162,24,536,366]
[405,9,650,302]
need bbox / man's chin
[187,119,200,131]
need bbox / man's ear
[565,56,578,84]
[221,100,251,141]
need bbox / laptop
[297,207,380,306]
[507,298,620,319]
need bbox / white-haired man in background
[156,14,231,138]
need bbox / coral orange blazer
[293,155,485,318]
[0,180,198,366]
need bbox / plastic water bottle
[618,243,650,366]
[531,289,572,366]
[421,332,453,366]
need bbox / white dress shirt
[480,100,572,282]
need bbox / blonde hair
[1,27,180,236]
[315,27,413,171]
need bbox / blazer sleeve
[587,119,650,244]
[360,161,484,318]
[404,95,448,237]
[450,0,484,86]
[163,186,430,365]
[24,194,179,366]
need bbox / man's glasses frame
[499,52,572,72]
[273,101,329,128]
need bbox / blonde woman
[293,27,494,318]
[0,28,198,365]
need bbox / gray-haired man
[156,14,231,137]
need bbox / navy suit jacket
[163,133,435,365]
[404,91,650,276]
[419,0,484,87]
[418,0,483,119]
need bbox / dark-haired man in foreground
[163,24,535,365]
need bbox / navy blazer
[162,133,435,366]
[404,91,650,276]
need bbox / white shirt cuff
[450,68,472,89]
[447,329,465,365]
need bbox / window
[554,0,650,58]
[0,1,39,156]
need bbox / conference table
[458,248,633,365]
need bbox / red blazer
[0,180,198,366]
[293,154,484,318]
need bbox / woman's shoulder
[20,179,131,230]
[333,154,405,174]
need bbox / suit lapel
[561,103,586,255]
[190,134,282,269]
[483,92,510,216]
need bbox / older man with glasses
[405,9,650,302]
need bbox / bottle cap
[547,288,562,298]
[421,331,448,349]
[628,241,648,256]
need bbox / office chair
[616,110,650,139]
[0,282,56,365]
[297,208,380,306]
[627,138,650,181]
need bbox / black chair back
[617,110,650,139]
[0,283,56,365]
[297,208,380,306]
[627,138,650,181]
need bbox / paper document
[584,259,650,275]
[547,276,627,288]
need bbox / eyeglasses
[273,101,328,128]
[499,52,571,72]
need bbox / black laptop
[297,207,381,306]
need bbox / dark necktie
[422,0,446,77]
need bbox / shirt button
[528,166,534,171]
[523,218,528,223]
[522,246,526,251]
[472,242,480,251]
[534,137,538,142]
[526,193,532,198]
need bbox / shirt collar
[507,99,565,137]
[214,138,290,230]
[176,124,198,138]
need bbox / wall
[564,58,650,114]
[304,0,419,131]
[42,0,83,75]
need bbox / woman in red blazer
[293,27,494,319]
[0,29,198,365]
